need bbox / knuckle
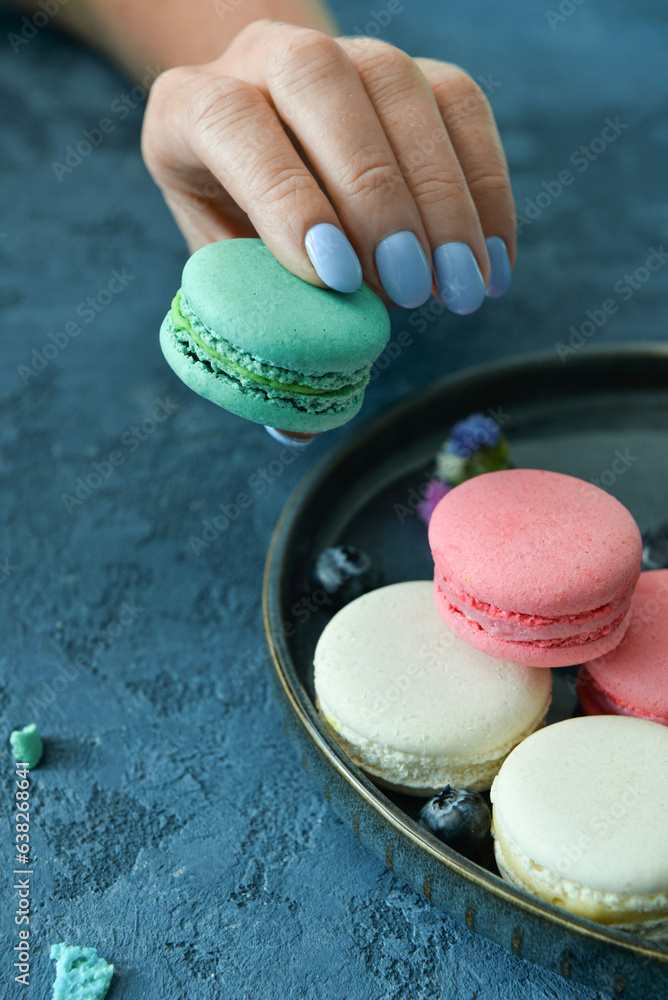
[355,43,423,105]
[252,163,314,209]
[468,169,512,203]
[144,66,191,127]
[434,69,491,122]
[342,156,403,201]
[188,74,258,139]
[142,67,196,166]
[350,38,416,78]
[232,17,274,44]
[266,27,345,85]
[461,151,510,194]
[440,64,481,98]
[411,172,468,207]
[146,66,180,103]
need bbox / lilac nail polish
[433,242,486,315]
[265,426,315,447]
[305,224,363,293]
[375,231,432,309]
[485,236,512,298]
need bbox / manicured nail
[265,426,315,447]
[485,236,512,298]
[375,231,432,308]
[305,223,363,293]
[433,242,486,315]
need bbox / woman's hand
[142,19,515,311]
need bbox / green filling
[170,293,362,397]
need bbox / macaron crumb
[50,943,114,1000]
[10,723,43,769]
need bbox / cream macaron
[313,581,552,796]
[490,715,668,935]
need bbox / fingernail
[305,223,363,293]
[433,242,486,315]
[484,236,512,298]
[375,231,432,308]
[265,426,315,447]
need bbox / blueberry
[642,523,668,570]
[417,785,491,854]
[311,546,382,609]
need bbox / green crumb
[50,944,114,1000]
[10,723,43,769]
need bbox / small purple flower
[418,480,452,525]
[447,413,501,458]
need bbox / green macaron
[159,239,391,433]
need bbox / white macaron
[313,581,552,796]
[490,715,668,935]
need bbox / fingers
[415,58,516,300]
[343,39,495,314]
[224,22,434,308]
[143,65,363,291]
[143,24,515,313]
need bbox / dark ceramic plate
[263,344,668,1000]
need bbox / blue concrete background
[1,0,667,996]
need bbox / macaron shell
[578,569,668,723]
[160,314,362,432]
[314,580,552,768]
[180,239,390,374]
[434,575,633,667]
[574,677,661,722]
[428,469,642,617]
[490,715,668,896]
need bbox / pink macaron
[576,570,668,724]
[428,469,642,668]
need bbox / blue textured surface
[1,1,666,996]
